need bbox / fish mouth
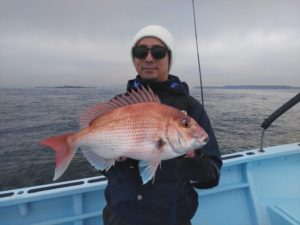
[196,133,209,147]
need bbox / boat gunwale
[0,142,299,205]
[0,176,107,206]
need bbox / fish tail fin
[40,133,76,181]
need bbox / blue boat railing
[1,142,299,225]
[260,92,300,150]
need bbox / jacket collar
[127,74,190,95]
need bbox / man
[103,25,222,225]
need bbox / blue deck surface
[0,143,300,225]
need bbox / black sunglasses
[132,45,168,60]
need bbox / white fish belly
[160,146,182,160]
[78,125,162,161]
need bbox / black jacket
[104,75,222,225]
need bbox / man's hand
[117,157,127,162]
[184,150,196,158]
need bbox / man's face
[133,37,170,82]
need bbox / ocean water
[0,87,299,191]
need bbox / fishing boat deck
[0,142,300,225]
[266,198,300,225]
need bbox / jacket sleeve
[182,96,222,189]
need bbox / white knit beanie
[131,25,175,70]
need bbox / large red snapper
[40,87,208,184]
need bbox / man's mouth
[142,67,157,71]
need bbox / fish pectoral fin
[81,148,115,171]
[155,137,166,149]
[138,158,161,185]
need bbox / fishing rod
[259,92,300,151]
[191,0,205,107]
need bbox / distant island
[196,85,300,90]
[35,85,96,88]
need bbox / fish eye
[181,117,191,128]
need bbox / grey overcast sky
[0,0,299,88]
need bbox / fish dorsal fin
[80,86,160,128]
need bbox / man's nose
[145,50,154,62]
